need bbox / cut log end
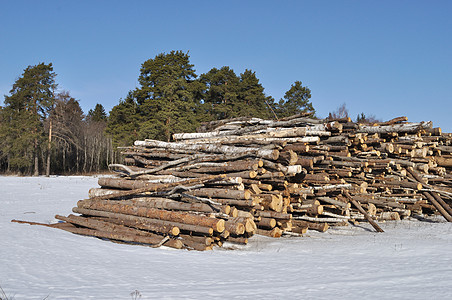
[216,219,225,233]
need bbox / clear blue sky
[1,0,451,131]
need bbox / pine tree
[200,66,241,120]
[238,69,274,119]
[0,63,56,174]
[135,50,200,141]
[106,91,139,147]
[275,81,314,118]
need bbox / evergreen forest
[0,51,321,175]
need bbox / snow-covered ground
[1,176,452,299]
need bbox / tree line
[0,50,329,175]
[105,51,314,148]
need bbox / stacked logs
[51,113,452,250]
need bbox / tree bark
[291,219,329,232]
[56,215,183,249]
[76,201,225,233]
[72,207,180,235]
[46,118,52,177]
[357,121,432,134]
[343,191,384,232]
[421,193,452,222]
[187,188,251,200]
[80,197,221,215]
[74,207,216,235]
[33,137,39,176]
[91,174,226,201]
[135,139,279,160]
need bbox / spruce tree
[87,103,107,122]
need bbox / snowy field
[1,176,452,299]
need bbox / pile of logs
[40,114,452,250]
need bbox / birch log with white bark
[135,140,279,160]
[357,121,432,134]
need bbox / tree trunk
[46,118,52,177]
[33,137,39,176]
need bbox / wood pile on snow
[43,114,452,250]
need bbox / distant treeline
[0,50,373,176]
